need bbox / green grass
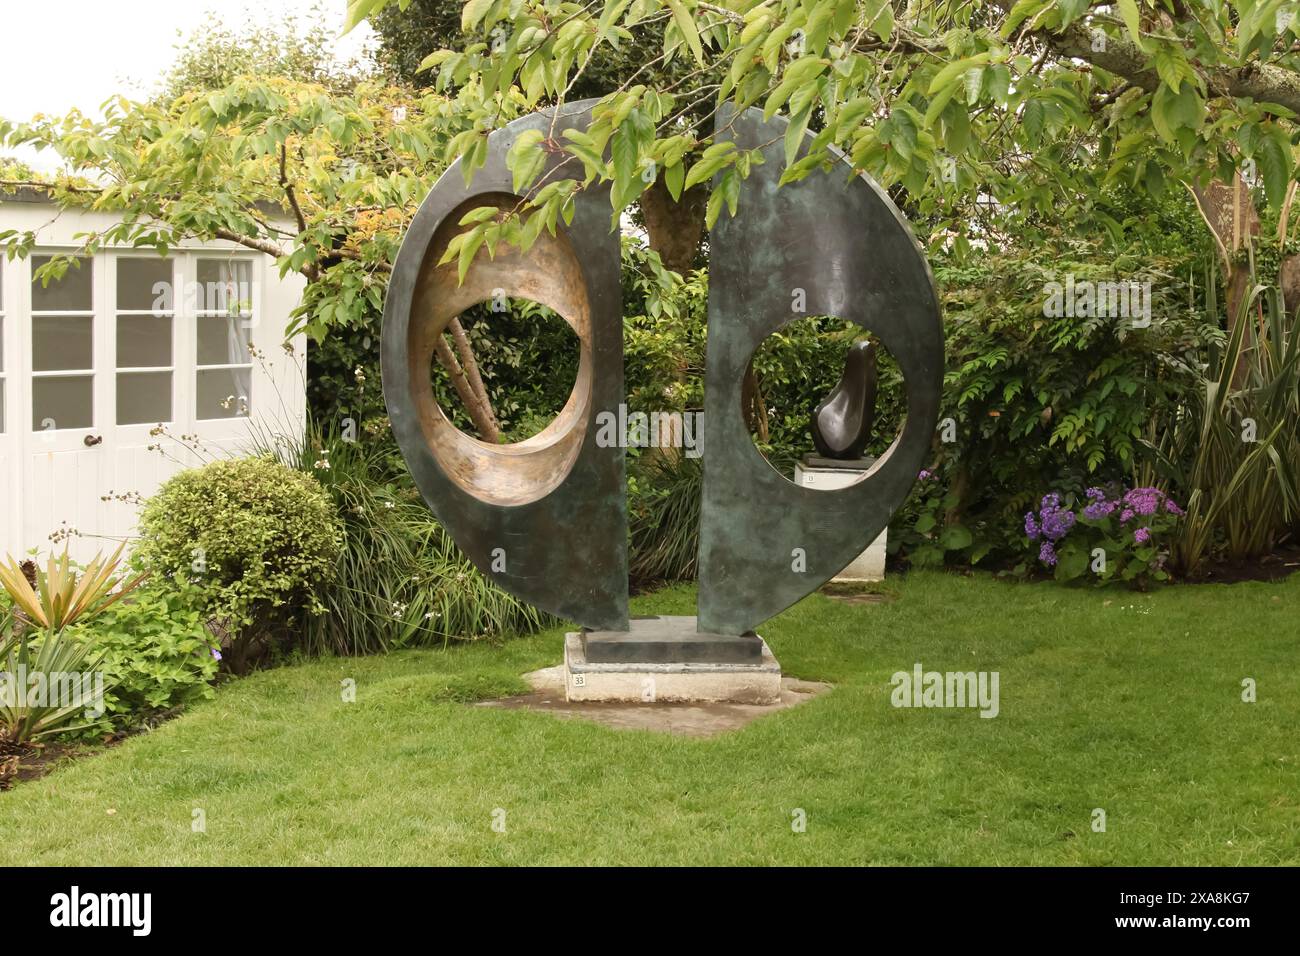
[3,571,1299,865]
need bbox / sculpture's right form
[697,105,945,637]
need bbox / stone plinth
[794,456,887,582]
[565,616,781,704]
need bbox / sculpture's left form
[381,99,629,631]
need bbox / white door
[12,250,270,563]
[23,253,108,558]
[188,255,261,458]
[102,253,183,545]
[0,259,15,557]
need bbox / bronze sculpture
[383,99,942,658]
[811,339,879,461]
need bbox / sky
[0,0,376,171]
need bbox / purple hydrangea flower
[1122,487,1163,517]
[1165,499,1184,516]
[1083,498,1116,520]
[1134,527,1151,544]
[1119,508,1135,523]
[211,648,223,661]
[1039,541,1058,566]
[1025,512,1040,540]
[918,469,932,480]
[1041,507,1075,541]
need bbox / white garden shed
[0,189,307,562]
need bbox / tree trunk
[446,317,497,436]
[1191,176,1262,386]
[434,334,500,442]
[640,177,707,275]
[638,177,708,457]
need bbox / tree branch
[212,228,292,260]
[993,1,1300,114]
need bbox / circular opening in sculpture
[408,192,593,507]
[431,296,581,443]
[744,315,905,489]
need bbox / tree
[157,0,376,101]
[369,0,711,273]
[344,0,1300,328]
[0,77,502,441]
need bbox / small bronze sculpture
[811,340,878,460]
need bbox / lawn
[2,570,1297,866]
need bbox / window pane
[117,258,173,312]
[117,371,171,425]
[197,314,251,366]
[33,316,93,371]
[196,259,253,315]
[118,315,172,368]
[32,375,93,430]
[196,367,251,419]
[31,256,92,312]
[0,383,5,435]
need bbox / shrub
[1,618,109,747]
[72,583,221,735]
[890,247,1212,569]
[0,547,142,746]
[136,456,344,636]
[1144,270,1300,575]
[272,423,550,655]
[1023,487,1183,587]
[629,452,702,587]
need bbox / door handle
[83,434,103,447]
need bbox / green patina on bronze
[383,101,942,651]
[696,106,944,636]
[382,100,629,632]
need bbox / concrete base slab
[795,458,887,582]
[476,665,831,738]
[583,615,764,664]
[564,632,782,704]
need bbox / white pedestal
[563,633,782,704]
[793,459,887,582]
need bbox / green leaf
[1116,0,1148,51]
[785,103,812,166]
[924,85,957,128]
[1054,546,1089,581]
[664,160,685,201]
[343,0,387,33]
[835,96,874,140]
[940,524,973,551]
[1154,43,1192,93]
[1022,98,1045,144]
[866,0,893,40]
[666,0,706,65]
[457,226,486,284]
[927,53,992,96]
[462,0,494,32]
[506,128,546,193]
[1257,126,1292,208]
[1151,83,1201,142]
